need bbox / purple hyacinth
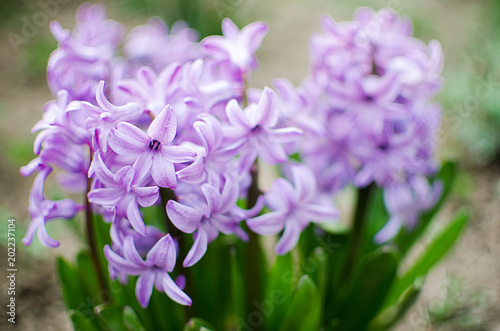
[247,165,338,254]
[104,234,191,307]
[88,152,159,235]
[108,105,198,188]
[22,167,83,248]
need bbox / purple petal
[176,156,206,184]
[161,273,192,306]
[201,184,221,216]
[146,234,176,272]
[226,99,252,130]
[88,188,123,206]
[109,123,149,155]
[291,165,317,202]
[148,105,177,144]
[251,87,279,127]
[269,127,303,143]
[183,229,208,267]
[374,216,402,243]
[247,210,287,235]
[151,156,176,188]
[161,146,196,163]
[133,186,159,207]
[301,203,339,221]
[241,21,269,52]
[166,200,203,233]
[126,203,147,235]
[275,222,301,255]
[136,270,156,308]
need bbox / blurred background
[0,0,499,330]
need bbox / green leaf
[368,277,423,331]
[94,304,126,331]
[184,317,216,331]
[229,248,245,323]
[331,246,400,331]
[77,251,100,299]
[57,257,98,326]
[278,275,321,331]
[384,210,469,310]
[264,253,294,331]
[69,310,100,331]
[395,161,457,254]
[122,306,146,331]
[303,247,329,304]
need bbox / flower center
[149,139,161,150]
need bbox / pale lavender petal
[136,270,156,308]
[292,165,317,202]
[302,203,339,221]
[201,184,221,216]
[374,216,402,243]
[133,186,159,207]
[151,156,176,188]
[183,229,208,267]
[176,156,206,184]
[126,203,147,235]
[148,105,177,144]
[226,99,252,130]
[247,210,287,235]
[275,221,301,255]
[146,234,176,271]
[166,200,203,233]
[161,146,196,163]
[252,87,279,127]
[88,188,122,205]
[161,273,192,306]
[269,127,303,143]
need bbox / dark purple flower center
[149,139,161,150]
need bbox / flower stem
[341,183,374,283]
[245,162,263,324]
[85,173,109,302]
[159,187,194,319]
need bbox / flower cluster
[266,7,444,242]
[21,4,444,307]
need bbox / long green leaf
[278,275,321,331]
[263,253,294,331]
[123,306,146,331]
[69,310,100,331]
[384,210,469,310]
[330,246,400,331]
[57,257,99,328]
[368,277,423,331]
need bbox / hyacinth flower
[104,234,192,307]
[22,167,83,248]
[375,175,443,243]
[247,165,338,254]
[114,64,182,117]
[167,175,263,267]
[201,18,268,73]
[224,87,303,168]
[108,105,199,188]
[82,81,144,153]
[124,18,202,71]
[88,153,159,235]
[47,3,124,101]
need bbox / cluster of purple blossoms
[267,7,444,242]
[21,4,444,307]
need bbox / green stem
[244,162,263,326]
[159,187,194,319]
[85,173,109,302]
[341,183,375,283]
